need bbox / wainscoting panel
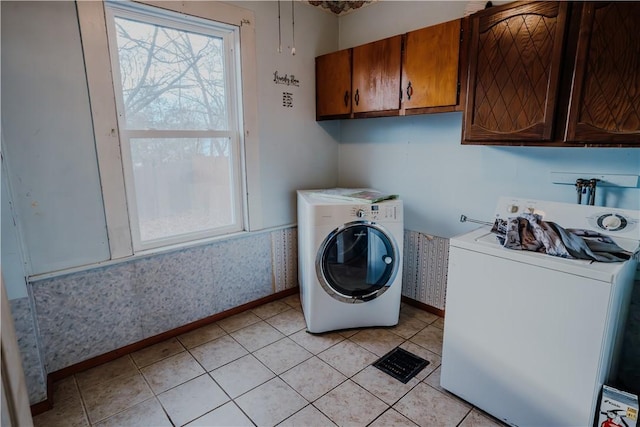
[271,227,298,292]
[402,230,450,310]
[29,231,274,382]
[31,261,140,373]
[8,297,47,403]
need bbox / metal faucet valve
[588,178,598,205]
[575,179,584,204]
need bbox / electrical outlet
[550,172,639,188]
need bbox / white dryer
[297,189,404,333]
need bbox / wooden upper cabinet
[352,35,402,116]
[463,2,569,143]
[402,19,462,113]
[564,2,640,144]
[316,49,352,120]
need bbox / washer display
[297,189,404,333]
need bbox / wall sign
[274,70,299,109]
[273,71,300,87]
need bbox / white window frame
[105,2,244,251]
[77,0,262,258]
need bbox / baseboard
[401,296,445,318]
[30,287,299,416]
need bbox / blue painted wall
[338,113,640,238]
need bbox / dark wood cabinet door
[402,19,462,113]
[352,35,402,115]
[565,2,640,144]
[463,2,568,142]
[316,49,352,120]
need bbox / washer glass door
[317,221,399,303]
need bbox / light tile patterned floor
[33,294,505,427]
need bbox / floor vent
[373,347,429,383]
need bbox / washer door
[316,221,400,303]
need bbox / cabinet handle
[344,90,349,107]
[406,82,413,100]
[355,89,360,106]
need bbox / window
[104,2,245,250]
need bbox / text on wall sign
[273,71,300,87]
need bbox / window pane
[114,17,229,131]
[130,138,235,242]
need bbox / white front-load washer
[297,189,404,333]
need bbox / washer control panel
[495,197,639,240]
[350,204,399,221]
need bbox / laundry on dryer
[297,189,404,333]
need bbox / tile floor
[33,294,505,427]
